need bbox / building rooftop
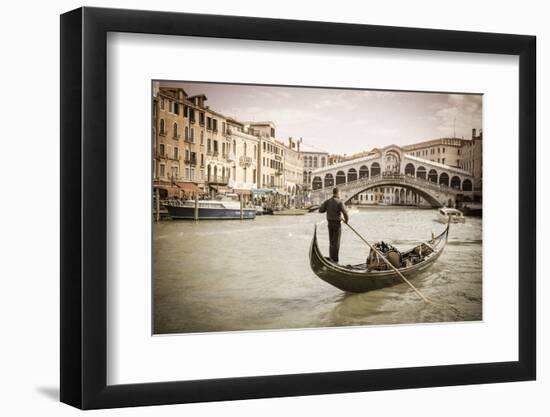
[300,143,328,154]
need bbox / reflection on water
[153,207,482,334]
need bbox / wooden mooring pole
[194,193,199,221]
[155,188,160,222]
[240,193,244,220]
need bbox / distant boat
[273,209,308,216]
[309,223,449,293]
[437,207,466,223]
[460,203,482,217]
[166,200,256,220]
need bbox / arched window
[371,162,381,177]
[439,172,449,186]
[159,119,165,134]
[185,126,189,140]
[336,170,346,185]
[324,173,334,188]
[462,179,473,191]
[416,166,426,179]
[359,165,369,179]
[405,163,415,176]
[347,168,357,183]
[450,176,461,190]
[173,122,178,138]
[428,169,438,183]
[312,176,323,190]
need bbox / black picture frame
[60,6,536,410]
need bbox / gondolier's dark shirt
[319,197,349,222]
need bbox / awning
[251,188,275,194]
[233,189,252,196]
[175,182,200,193]
[209,185,233,193]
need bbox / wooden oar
[343,221,432,304]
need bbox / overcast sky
[159,81,482,155]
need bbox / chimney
[472,128,476,139]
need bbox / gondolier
[318,187,349,263]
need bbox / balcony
[207,176,229,185]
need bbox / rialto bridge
[307,145,475,208]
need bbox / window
[213,119,218,132]
[159,119,165,135]
[270,127,275,137]
[442,147,445,153]
[171,166,178,179]
[190,128,194,142]
[189,108,195,123]
[201,153,205,166]
[174,147,179,159]
[185,149,190,161]
[159,164,165,177]
[207,117,212,130]
[174,102,179,115]
[160,98,165,110]
[159,144,165,156]
[185,126,189,140]
[185,168,190,179]
[199,111,205,125]
[207,139,212,153]
[200,131,204,145]
[213,140,218,154]
[442,158,445,165]
[173,123,178,138]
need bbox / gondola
[309,222,450,293]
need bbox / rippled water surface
[153,207,482,334]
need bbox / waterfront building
[301,143,329,185]
[403,137,470,169]
[403,128,482,200]
[153,86,203,198]
[246,121,286,190]
[227,119,260,197]
[284,137,304,195]
[459,129,482,194]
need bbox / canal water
[153,207,482,334]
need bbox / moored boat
[166,199,256,220]
[309,223,449,293]
[437,207,466,223]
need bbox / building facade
[246,122,286,190]
[403,137,469,168]
[228,121,260,194]
[301,144,329,185]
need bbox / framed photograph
[60,7,536,409]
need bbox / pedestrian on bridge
[319,187,349,263]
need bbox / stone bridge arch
[343,181,444,208]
